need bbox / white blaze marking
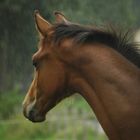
[26,99,36,117]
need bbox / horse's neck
[69,74,121,140]
[68,45,140,140]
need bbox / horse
[22,11,140,140]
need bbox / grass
[0,90,107,140]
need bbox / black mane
[53,23,140,68]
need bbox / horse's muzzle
[23,103,45,123]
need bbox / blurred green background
[0,0,140,140]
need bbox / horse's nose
[22,102,36,121]
[22,98,36,119]
[23,104,37,122]
[28,108,45,122]
[23,104,45,122]
[23,107,37,122]
[27,109,37,122]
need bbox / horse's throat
[76,65,140,140]
[72,77,121,140]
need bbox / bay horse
[22,11,140,140]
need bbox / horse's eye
[33,61,38,68]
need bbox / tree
[0,0,139,92]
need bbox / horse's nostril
[28,109,36,121]
[23,103,45,122]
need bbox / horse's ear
[34,10,51,37]
[54,11,70,24]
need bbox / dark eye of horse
[33,61,38,68]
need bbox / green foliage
[0,0,140,91]
[0,92,107,140]
[0,1,139,139]
[0,87,23,119]
[0,120,104,140]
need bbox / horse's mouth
[28,100,56,123]
[28,114,46,123]
[23,107,46,123]
[23,94,64,123]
